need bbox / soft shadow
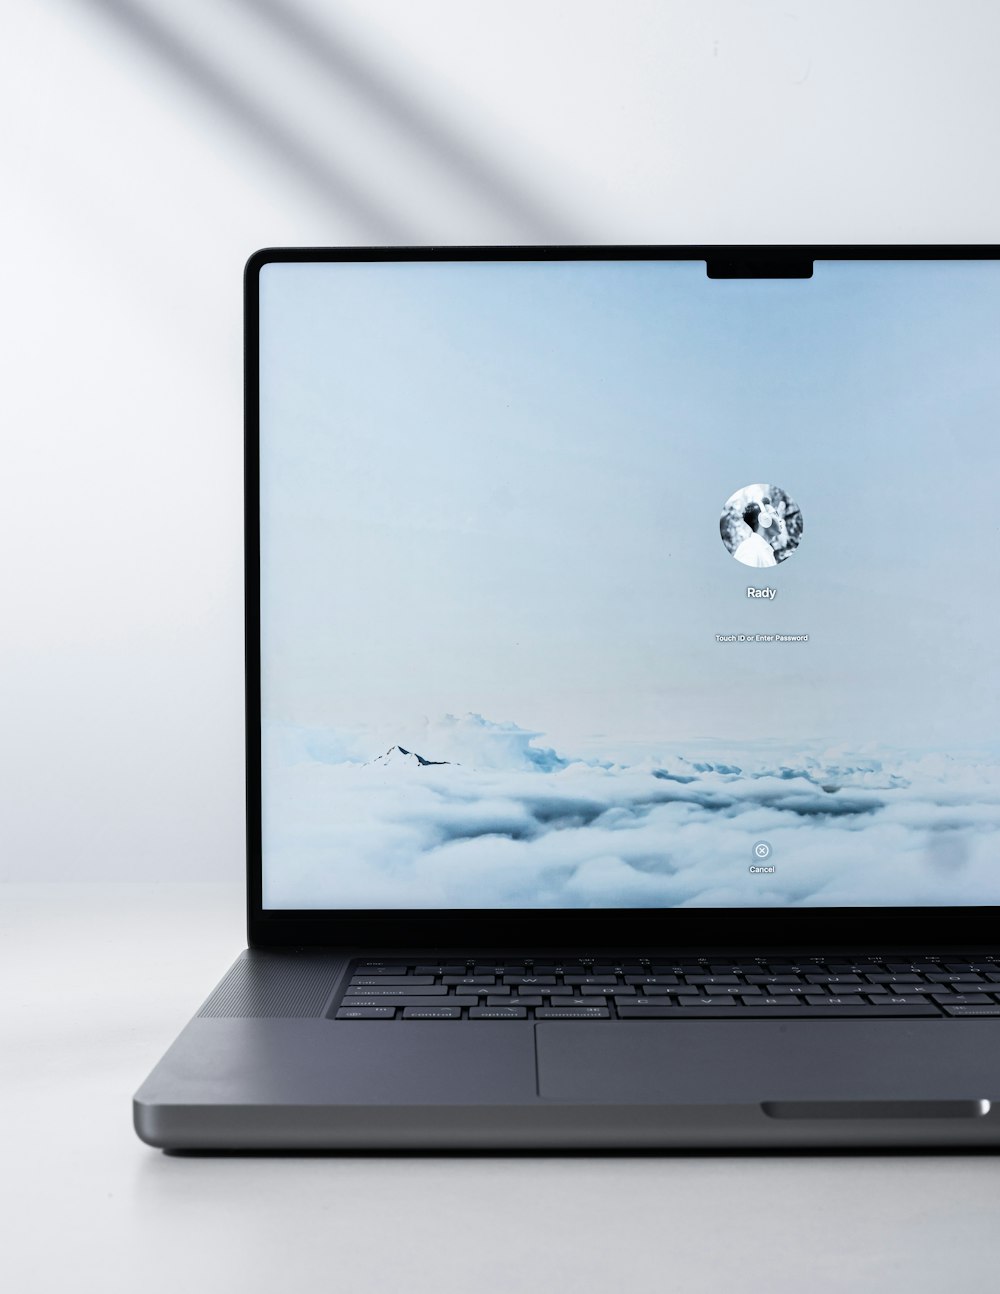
[236,0,576,241]
[80,0,577,241]
[161,1145,1000,1160]
[81,0,408,238]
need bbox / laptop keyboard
[332,954,1000,1020]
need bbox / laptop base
[134,952,1000,1151]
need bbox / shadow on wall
[79,0,576,241]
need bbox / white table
[4,882,999,1294]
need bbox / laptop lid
[247,246,1000,949]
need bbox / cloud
[412,713,569,772]
[262,720,1000,909]
[267,712,568,772]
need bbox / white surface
[3,882,1000,1294]
[3,1,1000,883]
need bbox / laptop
[135,245,1000,1150]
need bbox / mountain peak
[368,745,451,769]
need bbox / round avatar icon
[720,484,803,568]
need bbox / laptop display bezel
[246,244,1000,950]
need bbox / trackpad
[535,1020,1000,1103]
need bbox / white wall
[2,0,998,882]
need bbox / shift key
[346,995,479,1009]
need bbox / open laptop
[135,245,1000,1150]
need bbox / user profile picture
[720,483,803,568]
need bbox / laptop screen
[256,254,1000,910]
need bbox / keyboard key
[926,973,984,983]
[679,996,753,1008]
[580,985,630,996]
[443,976,495,986]
[685,975,740,985]
[680,1005,796,1017]
[864,974,922,984]
[804,974,863,984]
[930,994,996,1006]
[346,995,480,1009]
[469,1007,527,1019]
[685,984,752,996]
[617,1007,677,1018]
[940,1004,1000,1016]
[350,976,435,987]
[564,975,618,985]
[414,965,465,975]
[815,983,883,994]
[646,984,700,995]
[805,995,879,1006]
[345,984,450,997]
[536,1008,610,1018]
[335,1007,396,1019]
[746,975,802,985]
[615,996,675,1010]
[504,976,557,986]
[402,1008,462,1019]
[624,975,679,986]
[752,997,803,1007]
[490,995,542,1007]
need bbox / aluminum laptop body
[135,246,1000,1150]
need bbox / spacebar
[618,1004,943,1019]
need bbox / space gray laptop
[134,245,1000,1150]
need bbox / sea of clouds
[262,715,1000,908]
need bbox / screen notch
[706,254,813,279]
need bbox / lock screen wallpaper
[258,258,1000,908]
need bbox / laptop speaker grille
[198,952,347,1018]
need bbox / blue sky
[259,257,1000,758]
